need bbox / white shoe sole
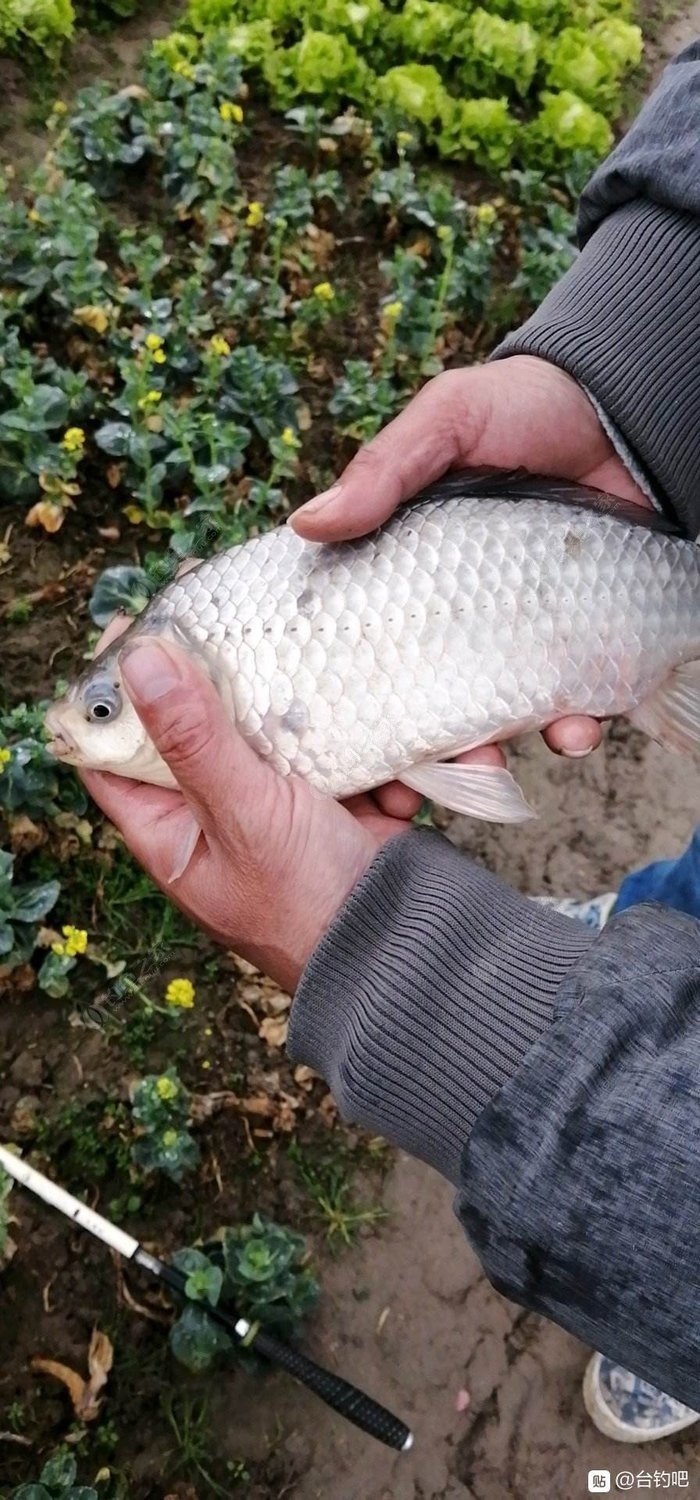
[583,1354,700,1443]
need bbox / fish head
[45,639,174,785]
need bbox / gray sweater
[289,42,700,1407]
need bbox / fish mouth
[44,706,81,764]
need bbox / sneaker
[583,1354,699,1442]
[532,891,617,931]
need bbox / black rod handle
[249,1323,413,1453]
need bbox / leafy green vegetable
[265,31,370,108]
[465,9,539,96]
[0,0,74,55]
[130,1069,200,1183]
[438,95,517,168]
[527,89,612,163]
[169,1216,320,1372]
[546,19,641,108]
[374,63,450,128]
[389,0,467,59]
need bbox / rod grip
[250,1324,413,1452]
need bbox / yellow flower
[61,924,88,956]
[201,1059,211,1069]
[281,426,300,449]
[166,977,195,1009]
[51,941,66,956]
[0,747,10,774]
[313,281,335,302]
[219,102,244,123]
[246,200,264,228]
[437,224,453,242]
[152,349,167,365]
[61,427,86,454]
[27,208,41,224]
[172,60,195,79]
[208,334,231,357]
[145,332,164,352]
[162,1128,179,1147]
[383,299,403,322]
[204,1027,212,1036]
[475,203,497,227]
[52,100,68,115]
[156,1075,179,1100]
[137,389,162,410]
[396,130,413,149]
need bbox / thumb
[289,368,489,542]
[120,638,272,842]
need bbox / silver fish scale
[149,495,700,797]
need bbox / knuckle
[155,698,218,772]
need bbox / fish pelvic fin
[628,659,700,755]
[399,759,536,823]
[167,810,203,884]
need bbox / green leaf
[169,1302,232,1373]
[93,420,133,457]
[38,949,76,998]
[89,565,153,627]
[10,879,60,924]
[0,922,15,956]
[40,1450,78,1488]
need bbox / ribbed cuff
[288,830,595,1185]
[493,200,700,540]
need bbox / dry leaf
[9,815,44,855]
[25,500,65,533]
[294,1065,317,1090]
[258,1015,288,1049]
[240,1094,276,1118]
[73,304,111,335]
[32,1327,113,1422]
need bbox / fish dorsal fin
[410,468,683,537]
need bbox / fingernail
[288,483,342,525]
[121,641,184,703]
[561,746,594,759]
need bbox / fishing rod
[0,1145,413,1453]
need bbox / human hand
[290,356,651,817]
[80,635,434,991]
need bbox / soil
[1,9,699,1500]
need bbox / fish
[46,469,700,878]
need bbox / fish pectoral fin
[628,659,700,755]
[399,760,536,823]
[167,810,203,885]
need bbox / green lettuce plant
[169,1215,320,1373]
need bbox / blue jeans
[615,827,700,920]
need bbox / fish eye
[84,677,122,724]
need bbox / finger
[542,716,602,758]
[119,638,273,842]
[289,368,487,541]
[372,743,507,817]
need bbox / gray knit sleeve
[493,40,700,539]
[287,829,593,1185]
